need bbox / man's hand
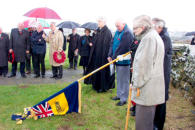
[89,43,93,47]
[107,57,112,62]
[42,33,46,39]
[9,49,13,53]
[39,39,41,42]
[26,50,29,54]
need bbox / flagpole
[78,51,131,82]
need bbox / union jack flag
[31,102,54,119]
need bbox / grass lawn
[0,83,135,130]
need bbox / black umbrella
[81,22,98,30]
[57,21,80,29]
[185,31,195,36]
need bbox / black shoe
[3,74,7,77]
[50,75,57,78]
[74,67,77,70]
[42,75,45,78]
[111,96,120,101]
[34,75,40,78]
[8,74,16,78]
[97,89,105,93]
[130,111,136,117]
[130,106,136,112]
[116,101,126,106]
[21,74,26,78]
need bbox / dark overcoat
[9,28,30,62]
[0,33,9,66]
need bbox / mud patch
[19,85,29,89]
[57,125,73,130]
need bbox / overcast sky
[0,0,194,32]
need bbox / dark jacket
[9,28,30,62]
[78,35,92,56]
[191,37,195,45]
[31,31,46,54]
[67,33,80,58]
[108,24,134,66]
[63,35,67,51]
[130,38,140,63]
[160,27,172,101]
[0,33,9,66]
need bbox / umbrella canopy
[81,22,98,30]
[185,31,195,36]
[57,21,80,29]
[23,19,50,29]
[24,7,61,20]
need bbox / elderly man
[131,15,165,130]
[108,19,134,106]
[42,22,64,79]
[0,27,9,77]
[67,29,80,70]
[88,17,115,93]
[8,23,30,78]
[31,24,46,78]
[152,18,172,130]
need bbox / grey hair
[152,18,166,28]
[115,18,126,25]
[97,16,107,24]
[133,15,153,29]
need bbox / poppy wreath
[53,51,66,63]
[8,51,15,63]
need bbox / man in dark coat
[78,29,92,75]
[59,28,67,51]
[191,35,195,45]
[88,17,115,93]
[153,18,172,130]
[31,24,46,78]
[67,29,80,70]
[108,20,134,106]
[8,23,30,78]
[0,27,9,77]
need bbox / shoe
[116,101,126,106]
[8,74,16,78]
[97,89,105,93]
[26,71,31,74]
[2,73,7,77]
[34,75,40,78]
[21,74,26,78]
[130,106,136,111]
[111,96,120,101]
[50,75,57,78]
[74,67,77,70]
[130,111,136,117]
[42,75,45,78]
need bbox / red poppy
[53,51,66,63]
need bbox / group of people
[0,15,173,130]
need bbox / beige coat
[46,30,64,66]
[132,29,165,106]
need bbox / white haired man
[131,15,165,130]
[152,18,172,130]
[8,22,30,78]
[42,22,64,79]
[108,19,134,106]
[88,17,115,92]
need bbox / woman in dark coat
[87,18,115,93]
[0,28,9,77]
[78,29,92,75]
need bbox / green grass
[0,83,135,130]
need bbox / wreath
[53,51,66,63]
[8,51,15,63]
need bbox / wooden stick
[78,81,82,113]
[78,51,131,82]
[125,84,133,130]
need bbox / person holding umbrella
[78,29,92,75]
[67,29,80,70]
[0,27,9,77]
[8,22,30,78]
[42,22,64,79]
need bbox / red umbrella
[24,7,61,20]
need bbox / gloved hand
[116,55,124,62]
